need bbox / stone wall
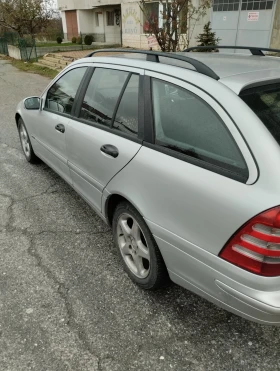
[92,33,106,42]
[7,45,21,59]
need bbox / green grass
[0,56,58,79]
[12,59,58,78]
[36,42,78,48]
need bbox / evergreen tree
[195,22,220,52]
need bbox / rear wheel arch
[15,113,21,127]
[105,193,169,271]
[106,194,144,226]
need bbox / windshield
[240,83,280,144]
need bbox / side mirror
[24,97,40,110]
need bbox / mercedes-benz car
[16,46,280,325]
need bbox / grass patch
[36,42,75,48]
[11,59,58,79]
[0,56,58,79]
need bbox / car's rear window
[240,83,280,144]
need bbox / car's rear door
[65,64,144,213]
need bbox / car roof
[76,52,280,95]
[176,52,280,94]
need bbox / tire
[18,118,39,164]
[112,201,169,290]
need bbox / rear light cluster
[219,206,280,276]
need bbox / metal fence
[0,32,37,61]
[18,37,37,62]
[0,37,8,55]
[0,31,110,61]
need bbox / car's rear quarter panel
[105,144,280,324]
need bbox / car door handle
[100,144,119,158]
[55,123,65,133]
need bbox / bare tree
[0,0,58,37]
[139,0,211,52]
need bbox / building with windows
[57,0,280,49]
[212,0,280,48]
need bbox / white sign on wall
[147,36,158,48]
[247,12,259,21]
[122,6,141,34]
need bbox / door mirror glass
[24,97,40,110]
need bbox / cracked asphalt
[1,59,280,371]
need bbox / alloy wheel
[19,123,31,158]
[117,213,150,279]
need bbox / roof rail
[86,48,220,80]
[184,45,280,56]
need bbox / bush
[84,34,94,46]
[77,36,82,45]
[72,37,77,44]
[195,22,220,52]
[56,36,62,44]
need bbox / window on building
[213,0,240,11]
[151,78,248,177]
[95,12,99,27]
[113,74,139,136]
[143,3,168,33]
[241,0,273,10]
[45,67,87,114]
[80,68,129,126]
[107,11,114,26]
[143,2,159,33]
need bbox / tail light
[219,206,280,276]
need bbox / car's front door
[66,65,143,213]
[33,66,88,183]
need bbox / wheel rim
[19,123,31,158]
[117,213,150,279]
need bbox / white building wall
[121,3,153,49]
[103,8,122,43]
[76,10,81,33]
[59,0,211,48]
[93,10,105,37]
[61,11,68,39]
[188,11,211,48]
[77,10,95,34]
[121,1,210,49]
[71,7,121,43]
[58,0,123,11]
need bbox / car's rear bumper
[169,269,280,325]
[153,234,280,325]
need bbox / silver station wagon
[16,46,280,325]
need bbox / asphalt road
[0,59,280,371]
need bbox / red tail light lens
[219,206,280,276]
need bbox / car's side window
[113,74,139,136]
[152,78,248,176]
[45,67,87,115]
[80,68,129,127]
